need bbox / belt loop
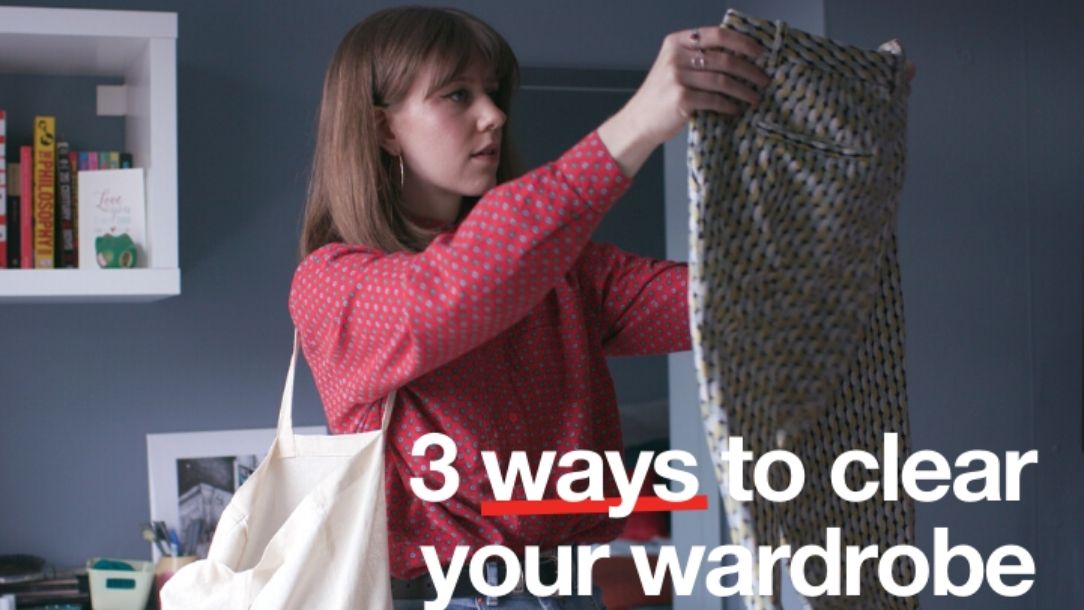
[485,560,499,606]
[877,38,906,94]
[512,554,526,594]
[769,18,786,72]
[894,40,908,94]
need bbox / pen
[142,522,172,557]
[169,528,181,556]
[154,521,169,544]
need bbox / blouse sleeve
[578,241,691,357]
[289,131,632,416]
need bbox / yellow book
[33,116,56,268]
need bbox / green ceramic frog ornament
[95,233,138,268]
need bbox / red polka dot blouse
[289,130,691,579]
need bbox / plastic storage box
[86,558,154,610]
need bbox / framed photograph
[146,426,326,560]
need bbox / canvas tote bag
[160,331,394,609]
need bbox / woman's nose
[477,96,506,131]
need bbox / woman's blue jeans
[392,589,606,609]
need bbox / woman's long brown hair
[300,6,522,258]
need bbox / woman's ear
[373,106,400,156]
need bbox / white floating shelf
[0,269,180,303]
[0,6,180,303]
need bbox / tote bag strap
[279,329,398,442]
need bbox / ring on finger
[690,52,706,70]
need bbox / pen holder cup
[87,558,155,610]
[155,555,197,609]
[152,554,195,606]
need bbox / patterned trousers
[688,10,916,610]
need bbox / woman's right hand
[598,25,771,177]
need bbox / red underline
[481,495,709,516]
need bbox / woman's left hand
[598,25,770,177]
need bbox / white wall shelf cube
[0,6,179,303]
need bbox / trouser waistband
[722,8,907,90]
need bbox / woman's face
[379,60,506,224]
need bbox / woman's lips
[471,150,499,163]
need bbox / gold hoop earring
[398,155,405,189]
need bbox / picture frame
[146,426,326,561]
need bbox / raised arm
[579,241,691,357]
[291,24,770,425]
[290,131,631,407]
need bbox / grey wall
[0,1,1080,608]
[825,0,1084,608]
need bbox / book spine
[6,161,19,268]
[33,116,56,269]
[108,151,120,169]
[20,146,32,268]
[7,194,19,268]
[70,150,79,268]
[0,109,6,268]
[88,151,98,170]
[57,142,75,268]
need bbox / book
[0,109,6,268]
[20,145,32,268]
[98,150,115,169]
[77,168,146,268]
[57,141,76,267]
[6,162,19,268]
[33,115,56,268]
[0,568,91,609]
[70,149,80,267]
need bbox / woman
[290,5,770,608]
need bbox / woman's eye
[443,88,499,105]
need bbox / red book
[20,145,32,268]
